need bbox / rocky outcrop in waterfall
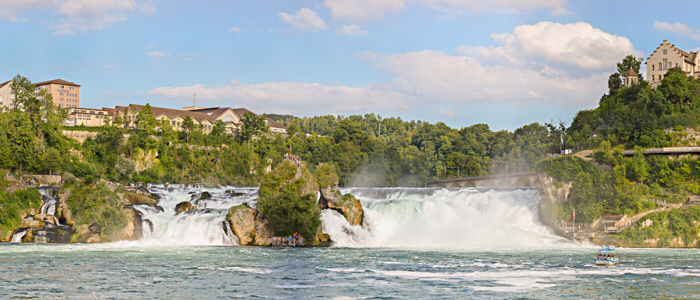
[175,202,197,214]
[316,163,363,226]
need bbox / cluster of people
[284,153,302,168]
[272,232,304,247]
[15,176,35,187]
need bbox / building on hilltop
[0,78,80,110]
[34,79,81,108]
[646,40,700,88]
[110,104,286,135]
[0,80,14,110]
[624,69,638,87]
[63,107,111,127]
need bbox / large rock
[175,202,197,214]
[315,224,331,246]
[227,205,256,245]
[76,223,102,243]
[126,193,158,205]
[316,163,363,226]
[55,200,75,226]
[34,214,56,225]
[120,208,143,241]
[252,213,274,246]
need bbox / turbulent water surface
[2,186,698,298]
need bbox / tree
[616,54,644,81]
[182,116,196,143]
[115,155,135,179]
[237,112,269,143]
[135,104,158,134]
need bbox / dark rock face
[225,190,246,197]
[315,163,364,227]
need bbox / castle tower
[624,69,638,87]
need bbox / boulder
[315,163,363,226]
[55,200,75,226]
[21,218,43,228]
[315,224,331,247]
[76,223,102,243]
[126,193,158,205]
[252,213,274,246]
[318,186,363,226]
[225,190,246,197]
[227,205,256,245]
[191,192,212,203]
[34,214,56,225]
[175,202,198,214]
[121,208,143,241]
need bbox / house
[600,214,629,232]
[111,104,286,135]
[646,40,700,88]
[0,80,14,110]
[687,196,700,206]
[64,107,111,127]
[0,78,80,110]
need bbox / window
[676,63,678,67]
[663,59,668,69]
[652,65,655,71]
[652,75,655,81]
[663,49,667,55]
[659,62,662,70]
[172,121,176,126]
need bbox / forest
[2,53,700,233]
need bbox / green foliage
[0,188,42,236]
[617,206,700,246]
[257,162,320,242]
[65,183,130,242]
[315,163,338,189]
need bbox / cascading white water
[132,186,257,246]
[10,228,30,243]
[320,187,570,249]
[38,188,60,225]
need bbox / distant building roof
[34,79,81,87]
[625,69,637,76]
[602,215,625,222]
[0,80,11,89]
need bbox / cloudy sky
[1,0,698,130]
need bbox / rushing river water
[2,186,699,298]
[1,244,698,299]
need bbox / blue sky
[1,0,699,130]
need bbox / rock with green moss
[257,161,321,244]
[316,163,364,226]
[175,201,197,214]
[227,204,256,245]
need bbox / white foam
[322,188,571,249]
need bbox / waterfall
[10,228,30,243]
[131,186,257,246]
[320,187,569,249]
[38,187,61,225]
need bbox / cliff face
[537,174,572,237]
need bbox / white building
[646,40,700,88]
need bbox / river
[1,186,698,298]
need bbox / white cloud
[147,51,170,58]
[471,21,641,72]
[439,107,455,118]
[147,81,410,116]
[102,65,118,69]
[653,21,700,41]
[0,0,157,34]
[278,8,328,31]
[229,27,241,33]
[324,0,405,23]
[147,21,634,118]
[0,0,54,21]
[336,24,368,36]
[323,0,569,23]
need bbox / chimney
[663,40,668,43]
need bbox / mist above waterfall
[321,187,570,249]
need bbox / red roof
[34,79,81,87]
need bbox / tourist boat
[596,245,619,266]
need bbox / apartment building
[34,79,80,108]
